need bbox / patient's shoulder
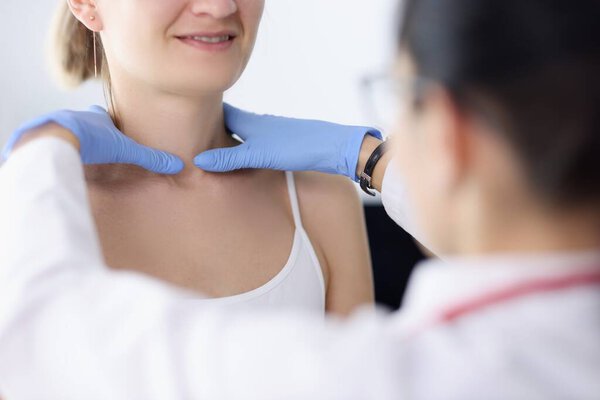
[292,171,364,244]
[292,172,368,293]
[293,171,361,213]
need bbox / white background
[0,0,399,200]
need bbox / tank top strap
[285,171,304,229]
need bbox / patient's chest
[85,167,296,298]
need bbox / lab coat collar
[398,250,600,327]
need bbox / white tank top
[192,172,326,314]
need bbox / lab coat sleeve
[0,138,408,400]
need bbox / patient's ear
[67,0,103,31]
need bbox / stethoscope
[410,268,600,336]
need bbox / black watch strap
[359,141,388,196]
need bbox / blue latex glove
[1,106,184,174]
[194,104,382,181]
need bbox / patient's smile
[176,32,237,52]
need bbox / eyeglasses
[360,71,430,135]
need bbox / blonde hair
[50,2,106,87]
[49,2,121,126]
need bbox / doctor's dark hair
[399,0,600,207]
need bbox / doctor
[1,0,600,398]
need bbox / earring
[93,31,98,78]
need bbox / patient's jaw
[94,0,265,96]
[64,0,266,180]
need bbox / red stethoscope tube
[412,269,600,336]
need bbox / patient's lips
[176,30,238,52]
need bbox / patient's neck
[107,75,236,182]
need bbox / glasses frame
[360,70,431,134]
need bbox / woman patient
[52,0,374,314]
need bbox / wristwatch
[359,140,388,196]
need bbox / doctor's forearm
[356,135,391,193]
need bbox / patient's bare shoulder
[293,172,374,315]
[293,172,362,219]
[292,172,365,256]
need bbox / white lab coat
[0,138,599,400]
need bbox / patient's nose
[189,0,238,19]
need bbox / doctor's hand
[194,104,383,181]
[1,106,184,175]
